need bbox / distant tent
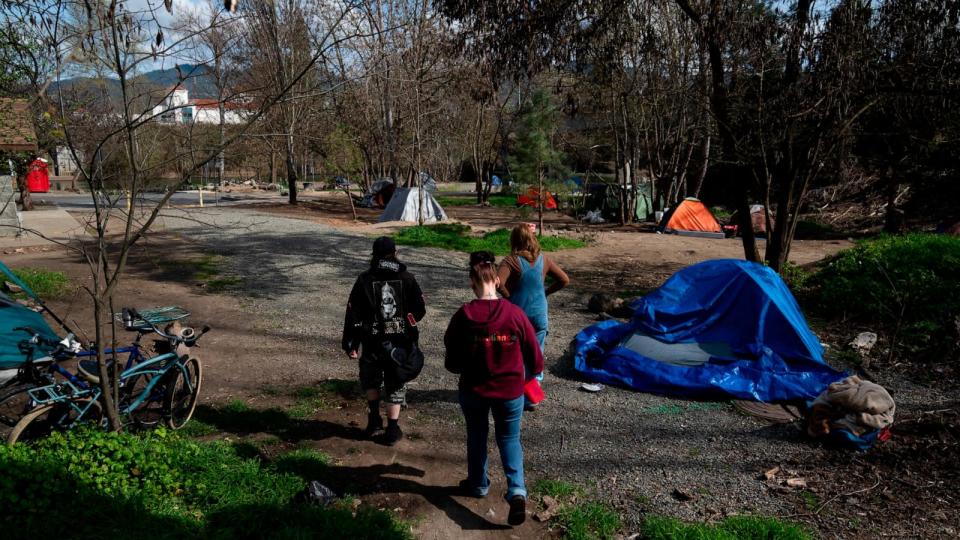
[658,198,723,238]
[585,183,657,222]
[419,172,438,193]
[368,178,396,208]
[491,175,502,187]
[572,259,844,402]
[564,176,584,194]
[379,187,447,223]
[517,187,558,210]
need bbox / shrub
[0,428,410,539]
[811,233,960,360]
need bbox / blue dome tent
[573,260,844,402]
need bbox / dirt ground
[4,201,956,539]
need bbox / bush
[811,233,960,360]
[394,223,585,256]
[0,427,410,539]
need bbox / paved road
[33,191,289,211]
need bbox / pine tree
[508,90,567,234]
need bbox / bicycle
[4,308,209,444]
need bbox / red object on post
[25,159,50,193]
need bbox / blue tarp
[0,261,60,369]
[573,259,844,402]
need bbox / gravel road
[156,207,955,532]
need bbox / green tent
[585,183,657,222]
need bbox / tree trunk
[16,176,33,211]
[538,169,545,234]
[883,166,902,233]
[93,298,122,431]
[285,133,298,205]
[692,135,711,198]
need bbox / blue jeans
[458,391,527,500]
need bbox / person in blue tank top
[497,224,570,410]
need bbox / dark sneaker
[508,495,526,526]
[363,413,383,437]
[384,423,403,446]
[523,402,538,412]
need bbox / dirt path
[7,206,955,539]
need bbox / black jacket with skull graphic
[342,258,426,354]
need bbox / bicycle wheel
[7,398,102,444]
[121,373,165,428]
[0,383,38,441]
[164,357,202,430]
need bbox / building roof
[0,99,38,152]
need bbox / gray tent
[378,187,447,223]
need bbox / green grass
[394,223,585,256]
[533,479,583,499]
[0,428,411,539]
[435,194,516,208]
[556,502,621,540]
[641,515,810,540]
[532,479,620,539]
[9,267,70,298]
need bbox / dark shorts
[359,354,406,404]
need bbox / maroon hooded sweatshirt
[444,299,544,400]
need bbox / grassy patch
[289,387,332,420]
[9,267,69,298]
[642,515,810,540]
[178,419,219,438]
[533,479,583,499]
[557,502,621,540]
[394,223,585,256]
[435,194,516,208]
[0,428,410,539]
[643,402,731,415]
[532,479,620,540]
[810,233,960,362]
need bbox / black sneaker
[457,479,487,498]
[363,413,383,437]
[508,495,526,526]
[384,423,403,446]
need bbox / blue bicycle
[3,307,208,444]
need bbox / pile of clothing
[807,375,895,450]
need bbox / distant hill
[54,64,219,103]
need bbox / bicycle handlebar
[125,308,211,346]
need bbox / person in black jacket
[342,237,426,445]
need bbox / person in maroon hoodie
[444,251,544,526]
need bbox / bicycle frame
[24,350,189,421]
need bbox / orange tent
[517,187,558,210]
[660,198,722,233]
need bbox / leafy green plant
[811,234,960,361]
[10,267,69,298]
[641,515,810,540]
[0,427,410,539]
[394,223,585,256]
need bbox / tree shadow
[192,403,368,443]
[406,388,458,405]
[275,457,511,532]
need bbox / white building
[151,85,249,125]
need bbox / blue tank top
[508,254,548,331]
